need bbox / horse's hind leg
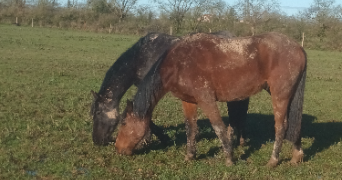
[267,97,290,167]
[182,101,198,161]
[198,101,234,166]
[290,137,304,164]
[227,98,249,146]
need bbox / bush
[0,0,341,50]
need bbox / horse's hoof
[185,154,195,161]
[290,156,303,165]
[266,158,278,168]
[226,159,234,167]
[290,150,304,165]
[290,155,303,165]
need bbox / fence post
[109,23,113,33]
[32,18,34,27]
[108,23,113,34]
[301,32,305,47]
[170,26,173,35]
[16,17,18,25]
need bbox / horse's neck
[99,58,138,104]
[98,76,134,107]
[101,80,131,104]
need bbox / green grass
[1,24,342,179]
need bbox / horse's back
[160,33,306,102]
[134,33,180,80]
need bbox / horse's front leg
[182,101,198,161]
[198,101,234,166]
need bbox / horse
[90,32,249,146]
[115,32,307,168]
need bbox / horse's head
[90,90,119,146]
[115,100,150,155]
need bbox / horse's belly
[171,91,198,104]
[169,72,265,104]
[215,82,264,102]
[210,66,265,101]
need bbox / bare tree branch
[109,0,137,21]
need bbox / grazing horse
[90,32,249,146]
[115,32,307,167]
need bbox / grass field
[1,24,342,179]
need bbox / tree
[109,0,137,21]
[135,4,155,25]
[334,4,342,21]
[0,0,28,17]
[153,0,208,33]
[301,0,338,42]
[186,0,211,32]
[35,0,59,17]
[87,0,110,14]
[67,0,76,8]
[191,0,233,33]
[234,0,280,35]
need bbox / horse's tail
[285,54,307,143]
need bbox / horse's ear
[91,90,98,99]
[126,100,133,114]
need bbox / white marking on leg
[272,142,280,159]
[212,124,223,134]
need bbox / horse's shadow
[136,113,342,162]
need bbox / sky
[60,0,341,16]
[137,0,317,16]
[274,0,315,15]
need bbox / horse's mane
[131,53,166,119]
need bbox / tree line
[0,0,341,50]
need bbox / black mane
[131,54,166,119]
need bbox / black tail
[285,65,307,142]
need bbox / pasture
[0,24,342,179]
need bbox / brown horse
[115,32,307,167]
[91,31,248,146]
